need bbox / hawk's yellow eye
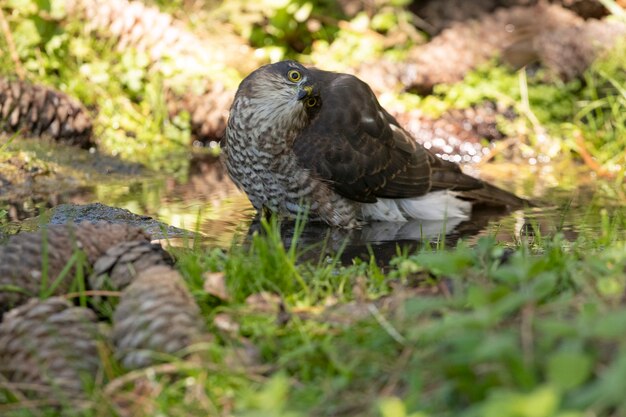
[287,70,302,82]
[305,97,318,108]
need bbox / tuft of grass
[574,40,626,174]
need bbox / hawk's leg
[261,206,274,222]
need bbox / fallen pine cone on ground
[399,3,583,94]
[64,0,257,143]
[0,222,149,313]
[112,265,204,369]
[409,0,613,34]
[166,82,235,144]
[530,18,626,81]
[90,240,174,293]
[393,103,516,163]
[0,297,101,400]
[64,0,258,75]
[0,77,93,147]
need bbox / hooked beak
[297,85,313,101]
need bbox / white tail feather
[360,191,471,222]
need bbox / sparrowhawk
[221,61,525,228]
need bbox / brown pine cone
[0,297,100,399]
[533,18,626,81]
[0,77,93,147]
[410,0,609,34]
[167,81,235,144]
[63,0,261,143]
[0,222,149,313]
[112,265,204,369]
[70,222,150,264]
[401,3,582,94]
[66,0,258,73]
[410,0,515,34]
[393,103,515,163]
[90,240,174,292]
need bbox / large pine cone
[410,0,610,34]
[340,0,611,25]
[0,222,149,313]
[65,0,258,74]
[410,0,519,34]
[0,297,100,399]
[63,0,256,143]
[533,18,626,81]
[399,3,582,94]
[90,240,174,292]
[0,77,93,147]
[393,103,515,163]
[167,82,235,144]
[112,265,204,369]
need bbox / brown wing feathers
[293,73,432,202]
[293,69,525,208]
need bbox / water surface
[83,155,626,263]
[4,143,622,263]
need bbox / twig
[574,131,615,179]
[0,381,91,414]
[0,399,91,412]
[367,303,406,345]
[104,362,220,396]
[479,136,519,165]
[0,7,25,80]
[0,399,58,414]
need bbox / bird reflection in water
[246,205,515,267]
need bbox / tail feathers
[360,182,526,223]
[459,180,530,209]
[397,192,471,220]
[432,164,529,209]
[361,191,472,222]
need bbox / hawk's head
[231,61,321,134]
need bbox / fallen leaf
[213,313,239,333]
[203,271,230,301]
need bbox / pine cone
[0,77,93,147]
[112,265,204,369]
[67,0,257,71]
[534,18,626,81]
[401,3,582,93]
[167,81,235,144]
[64,0,256,143]
[410,0,609,34]
[410,0,514,34]
[0,297,100,399]
[90,240,174,292]
[70,222,151,263]
[0,222,149,313]
[393,103,514,163]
